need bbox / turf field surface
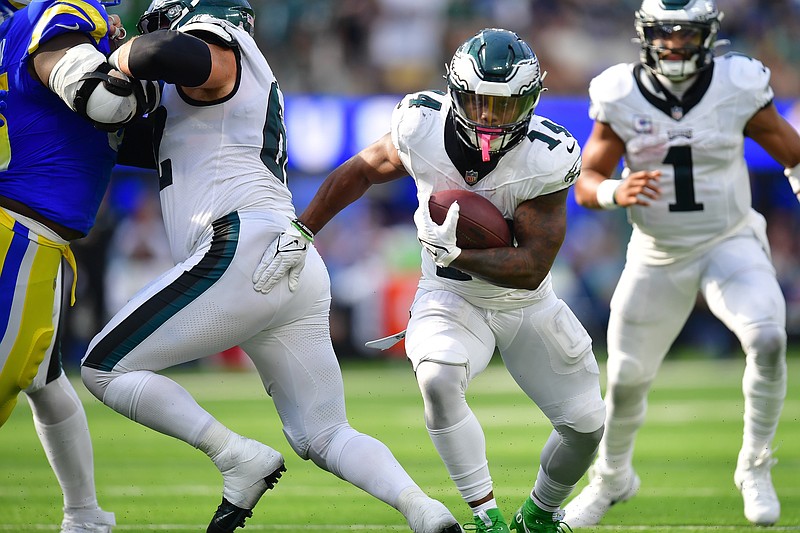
[1,357,798,532]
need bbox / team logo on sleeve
[564,157,581,184]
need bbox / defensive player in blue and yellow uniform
[0,0,157,530]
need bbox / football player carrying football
[564,0,800,528]
[79,1,461,532]
[0,0,157,530]
[257,28,605,533]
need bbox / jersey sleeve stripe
[27,0,108,54]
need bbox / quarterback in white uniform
[565,0,800,528]
[260,29,606,533]
[79,1,463,533]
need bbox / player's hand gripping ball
[429,190,512,249]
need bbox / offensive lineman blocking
[80,0,462,532]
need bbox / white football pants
[599,232,787,472]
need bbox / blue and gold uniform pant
[0,208,76,426]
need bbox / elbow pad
[48,43,161,131]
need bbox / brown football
[429,189,512,249]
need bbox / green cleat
[464,508,510,533]
[510,498,572,533]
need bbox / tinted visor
[451,90,537,128]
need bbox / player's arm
[744,102,800,201]
[299,132,409,234]
[110,30,233,99]
[253,132,408,294]
[446,189,567,290]
[573,121,661,209]
[31,32,159,131]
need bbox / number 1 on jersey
[664,145,703,212]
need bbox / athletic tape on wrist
[596,179,622,210]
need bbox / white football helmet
[138,0,254,36]
[446,28,544,161]
[635,0,722,81]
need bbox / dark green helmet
[138,0,254,36]
[446,28,545,159]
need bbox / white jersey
[155,19,295,262]
[391,90,581,310]
[589,53,774,265]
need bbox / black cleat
[206,463,287,532]
[207,499,253,533]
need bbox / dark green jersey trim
[82,212,240,371]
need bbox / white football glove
[414,199,461,267]
[252,221,313,294]
[785,165,800,204]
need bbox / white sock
[102,370,218,447]
[315,425,417,507]
[741,359,786,459]
[32,406,98,509]
[427,411,492,503]
[27,374,98,509]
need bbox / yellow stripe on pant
[0,210,72,426]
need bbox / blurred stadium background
[62,0,800,366]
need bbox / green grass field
[1,357,798,532]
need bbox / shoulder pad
[525,116,582,189]
[179,15,237,46]
[588,63,635,123]
[27,0,110,54]
[589,63,635,104]
[718,53,771,92]
[391,90,446,153]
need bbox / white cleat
[61,507,115,533]
[734,449,780,526]
[564,466,640,527]
[214,434,285,509]
[398,487,463,533]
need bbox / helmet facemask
[635,0,722,82]
[137,0,191,33]
[138,0,255,36]
[447,28,544,162]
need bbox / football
[429,189,512,249]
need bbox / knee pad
[415,362,469,430]
[740,322,786,370]
[606,351,654,387]
[568,399,606,435]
